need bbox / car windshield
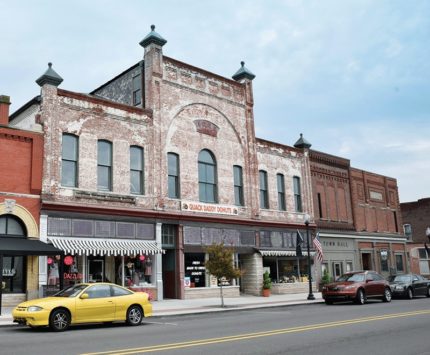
[336,273,365,282]
[388,275,411,283]
[54,284,88,297]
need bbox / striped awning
[48,237,164,256]
[258,250,315,257]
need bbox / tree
[204,243,241,308]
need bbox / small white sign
[181,201,239,216]
[184,277,191,288]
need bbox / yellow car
[12,283,152,331]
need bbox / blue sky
[1,0,429,202]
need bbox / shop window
[198,149,217,203]
[168,153,180,198]
[61,133,79,187]
[418,248,430,274]
[185,253,206,287]
[332,262,343,280]
[233,165,244,206]
[346,261,353,273]
[395,254,404,272]
[259,170,269,209]
[1,215,26,293]
[130,146,144,194]
[293,176,302,212]
[380,250,389,272]
[117,255,153,287]
[97,140,112,191]
[277,173,286,211]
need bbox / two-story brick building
[9,26,317,301]
[306,148,407,282]
[0,95,61,308]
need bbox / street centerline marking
[81,309,430,355]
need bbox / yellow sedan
[12,283,152,331]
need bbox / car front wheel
[49,309,70,332]
[126,305,143,326]
[355,289,366,305]
[406,288,413,300]
[426,287,430,298]
[382,288,392,302]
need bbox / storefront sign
[64,272,83,280]
[184,277,191,288]
[181,201,238,216]
[2,268,16,277]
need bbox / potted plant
[262,271,272,297]
[319,269,331,291]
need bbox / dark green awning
[0,237,63,256]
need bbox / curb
[0,300,324,327]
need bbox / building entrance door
[162,249,176,299]
[88,257,104,282]
[362,253,372,270]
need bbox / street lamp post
[305,214,315,300]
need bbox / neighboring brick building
[401,198,430,277]
[307,148,407,281]
[10,26,316,300]
[0,95,61,307]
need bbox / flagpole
[305,214,315,300]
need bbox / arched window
[0,215,26,293]
[0,214,26,237]
[198,150,217,203]
[98,140,112,191]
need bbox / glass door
[88,257,104,282]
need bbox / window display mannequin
[144,257,152,283]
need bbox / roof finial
[151,24,155,31]
[48,62,52,68]
[241,61,245,67]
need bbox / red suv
[322,270,392,305]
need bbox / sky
[1,0,429,203]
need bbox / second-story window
[259,170,269,209]
[132,75,141,106]
[233,165,244,206]
[277,173,286,211]
[97,140,112,191]
[130,146,144,194]
[198,149,217,203]
[293,176,302,212]
[61,133,79,187]
[168,153,180,198]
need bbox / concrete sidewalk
[0,292,323,327]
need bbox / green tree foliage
[263,271,272,290]
[204,243,241,307]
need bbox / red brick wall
[401,198,430,243]
[0,129,43,195]
[350,168,401,234]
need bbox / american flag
[313,232,324,262]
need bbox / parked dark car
[387,274,430,299]
[322,270,392,305]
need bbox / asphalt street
[1,298,430,355]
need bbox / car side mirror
[366,279,371,283]
[80,293,89,299]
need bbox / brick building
[9,26,317,301]
[0,95,61,308]
[401,198,430,277]
[306,148,407,281]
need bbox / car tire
[382,287,392,302]
[406,288,413,300]
[126,305,143,326]
[426,287,430,298]
[324,299,333,305]
[49,309,70,332]
[355,289,366,305]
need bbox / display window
[2,256,25,293]
[47,254,83,289]
[185,253,206,287]
[115,255,153,287]
[263,257,311,283]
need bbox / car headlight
[27,306,43,312]
[344,285,355,290]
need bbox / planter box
[271,282,317,295]
[184,286,240,299]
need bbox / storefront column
[156,222,163,300]
[121,256,125,287]
[38,215,48,290]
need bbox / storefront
[182,224,255,299]
[41,215,164,299]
